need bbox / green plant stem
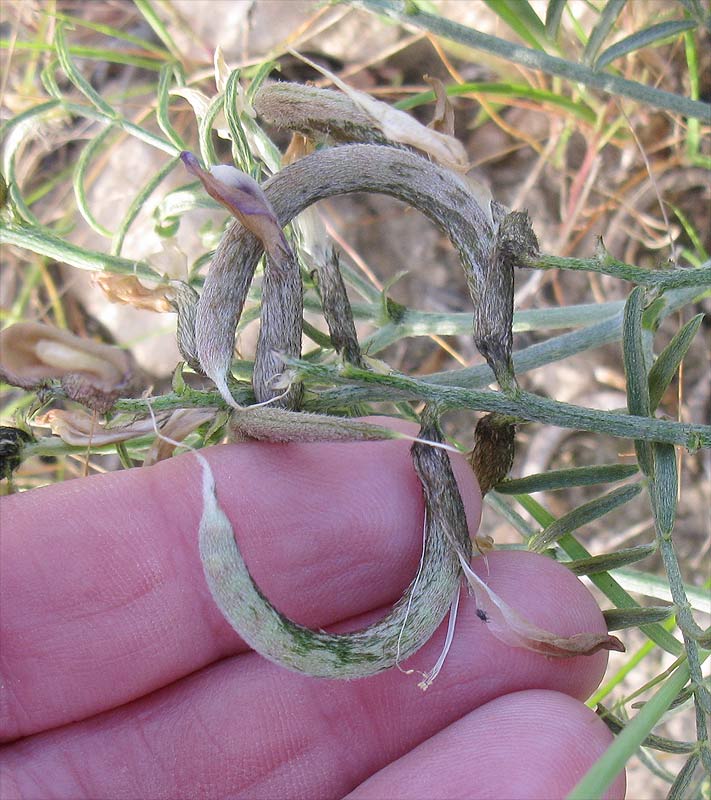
[20,434,157,459]
[310,285,702,405]
[294,361,711,449]
[524,252,711,289]
[352,0,711,121]
[361,300,624,353]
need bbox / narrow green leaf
[516,494,683,655]
[566,543,656,576]
[675,0,703,18]
[483,0,547,50]
[198,93,224,168]
[650,443,678,539]
[0,100,61,168]
[597,705,696,753]
[303,360,711,448]
[50,9,170,56]
[394,81,597,124]
[111,157,179,256]
[683,27,705,168]
[484,492,538,539]
[245,59,280,104]
[568,662,692,799]
[132,0,182,61]
[669,204,708,261]
[545,0,567,39]
[0,221,161,282]
[529,483,643,552]
[115,441,135,470]
[156,64,187,152]
[54,23,117,119]
[603,606,673,630]
[1,102,67,227]
[623,286,653,475]
[623,290,652,409]
[648,314,704,411]
[224,70,254,174]
[62,101,177,155]
[24,164,74,207]
[610,567,710,614]
[353,0,711,121]
[73,127,115,238]
[667,752,701,800]
[39,57,62,99]
[495,463,638,494]
[595,19,697,70]
[363,301,624,353]
[0,38,167,70]
[525,250,711,289]
[582,0,627,66]
[668,683,695,710]
[153,182,219,231]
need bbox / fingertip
[469,550,612,698]
[347,689,626,800]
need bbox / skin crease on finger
[0,424,620,799]
[345,689,626,800]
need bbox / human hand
[1,435,625,799]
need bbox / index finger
[0,431,482,741]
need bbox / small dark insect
[476,608,490,623]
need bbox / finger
[0,424,481,740]
[346,689,626,800]
[3,553,612,800]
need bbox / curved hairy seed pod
[171,281,202,374]
[196,143,502,403]
[314,248,364,368]
[181,153,303,408]
[198,419,471,678]
[253,243,303,408]
[476,209,538,392]
[253,82,391,146]
[229,406,412,443]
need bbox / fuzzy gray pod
[198,420,472,678]
[194,143,498,400]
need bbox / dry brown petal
[283,132,315,166]
[142,408,215,465]
[0,322,132,390]
[35,409,159,446]
[95,274,174,313]
[425,75,455,136]
[459,556,625,657]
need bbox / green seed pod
[468,413,516,495]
